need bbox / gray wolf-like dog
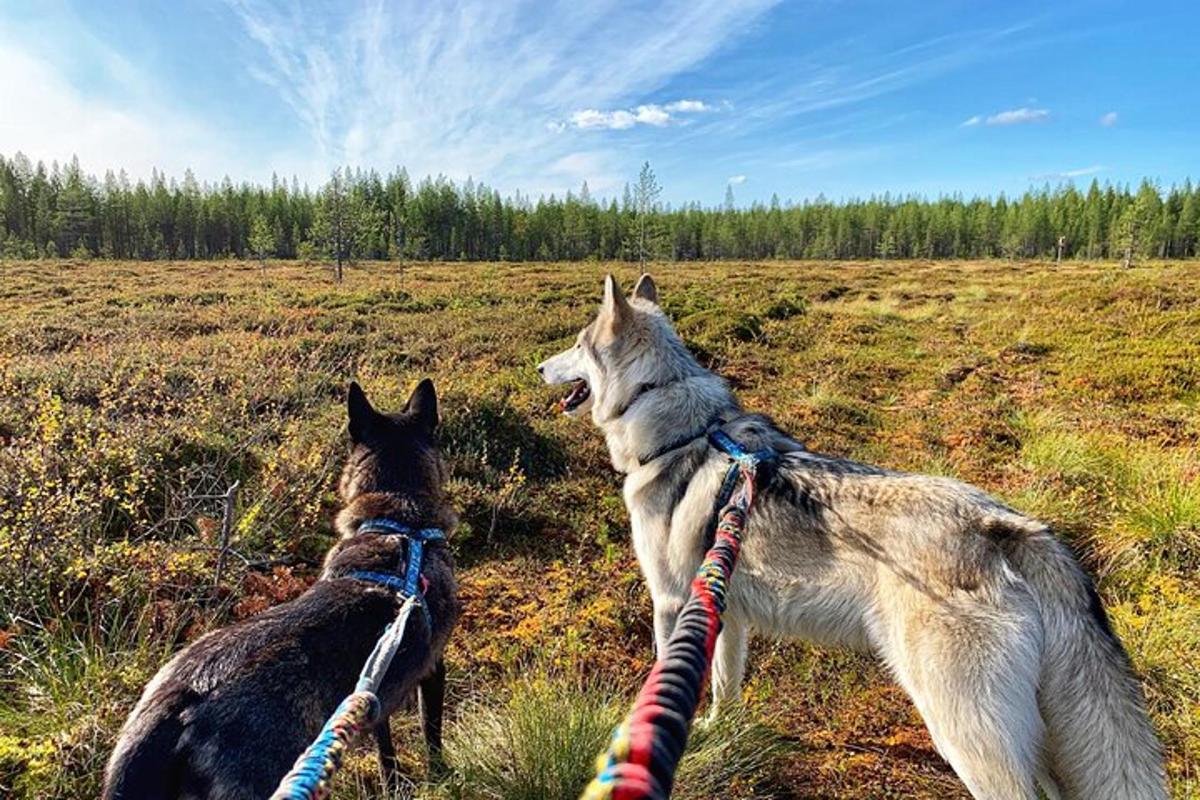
[538,274,1166,800]
[103,379,459,800]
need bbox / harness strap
[708,429,777,468]
[346,570,410,595]
[351,519,445,601]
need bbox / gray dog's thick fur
[103,379,459,800]
[539,274,1167,800]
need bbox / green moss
[676,309,763,348]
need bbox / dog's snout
[537,363,545,375]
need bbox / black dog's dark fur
[103,379,459,800]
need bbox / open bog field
[1,258,1198,799]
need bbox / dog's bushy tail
[1014,528,1167,799]
[102,704,184,800]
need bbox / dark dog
[103,379,459,800]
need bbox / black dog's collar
[614,381,663,418]
[636,414,727,466]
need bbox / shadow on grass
[440,396,577,567]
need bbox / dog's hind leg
[878,574,1046,800]
[419,658,447,777]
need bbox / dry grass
[1,258,1198,798]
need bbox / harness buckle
[707,430,777,521]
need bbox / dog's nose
[537,364,545,375]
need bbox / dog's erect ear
[348,381,378,443]
[632,273,658,304]
[601,274,632,328]
[406,378,439,430]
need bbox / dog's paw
[695,708,721,732]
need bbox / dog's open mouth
[559,379,591,413]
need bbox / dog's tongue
[560,380,589,412]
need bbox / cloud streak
[1032,165,1105,180]
[1100,111,1119,127]
[565,99,716,130]
[720,23,1045,129]
[964,107,1050,127]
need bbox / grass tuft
[1015,411,1130,491]
[435,672,787,800]
[0,609,171,800]
[1109,456,1200,579]
[673,707,789,799]
[441,672,624,800]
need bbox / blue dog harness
[707,430,778,547]
[348,518,445,610]
[709,429,778,514]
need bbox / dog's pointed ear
[347,381,377,443]
[406,378,439,431]
[632,273,658,304]
[601,274,632,327]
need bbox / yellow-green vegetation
[0,258,1197,799]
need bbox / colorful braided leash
[581,431,773,800]
[269,691,381,800]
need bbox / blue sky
[1,0,1197,205]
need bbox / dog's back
[103,605,308,800]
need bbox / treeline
[2,151,1198,263]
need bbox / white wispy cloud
[665,99,714,113]
[961,107,1050,128]
[769,146,891,172]
[222,0,775,194]
[984,107,1050,126]
[685,20,1061,155]
[727,174,747,184]
[1099,111,1119,127]
[565,99,716,131]
[1032,165,1105,180]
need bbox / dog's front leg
[652,598,682,656]
[419,658,447,778]
[707,615,748,721]
[374,719,401,791]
